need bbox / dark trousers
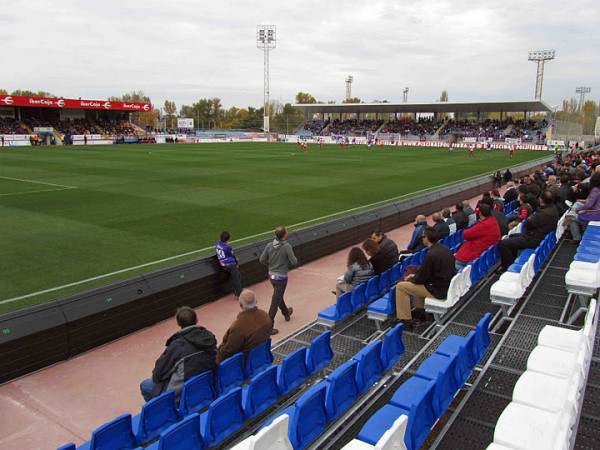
[499,233,537,269]
[221,264,242,297]
[268,278,290,323]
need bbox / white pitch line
[0,155,551,305]
[0,175,76,189]
[0,187,75,197]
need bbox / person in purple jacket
[216,231,242,298]
[570,173,600,241]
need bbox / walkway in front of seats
[0,192,491,450]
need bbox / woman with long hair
[335,247,374,298]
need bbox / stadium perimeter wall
[0,157,553,384]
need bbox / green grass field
[0,142,548,312]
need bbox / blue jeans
[140,379,154,402]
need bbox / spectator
[217,289,272,364]
[215,231,242,299]
[442,208,457,235]
[454,205,501,271]
[335,247,374,298]
[362,238,385,275]
[140,307,218,402]
[394,227,456,327]
[369,229,399,270]
[503,181,519,204]
[555,174,575,216]
[432,212,450,240]
[463,200,477,226]
[481,196,509,236]
[507,194,533,229]
[498,191,559,271]
[569,173,600,241]
[452,202,468,230]
[401,215,428,255]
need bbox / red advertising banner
[0,95,151,112]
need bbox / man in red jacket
[454,204,500,271]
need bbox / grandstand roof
[294,99,553,115]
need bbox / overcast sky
[1,0,599,112]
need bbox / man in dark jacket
[498,191,559,270]
[452,202,468,230]
[370,229,399,268]
[401,215,428,255]
[217,289,273,364]
[140,306,218,402]
[432,212,450,240]
[395,227,456,326]
[503,181,519,205]
[259,226,297,335]
[481,196,509,236]
[554,174,575,216]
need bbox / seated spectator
[491,188,504,211]
[463,200,477,226]
[370,229,399,269]
[217,289,273,364]
[432,212,450,239]
[452,202,468,230]
[503,181,518,204]
[569,173,600,241]
[507,194,533,229]
[480,196,509,236]
[394,227,456,327]
[335,247,374,298]
[442,208,456,234]
[454,205,501,270]
[555,174,575,216]
[503,169,513,183]
[545,175,558,193]
[401,215,428,256]
[498,191,559,271]
[140,307,218,402]
[362,238,384,275]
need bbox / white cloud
[0,0,598,111]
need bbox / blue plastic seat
[318,291,352,323]
[146,413,204,450]
[485,245,497,271]
[199,388,245,447]
[350,283,367,310]
[324,360,359,420]
[435,331,477,385]
[418,248,428,265]
[400,257,411,274]
[368,288,396,315]
[390,262,402,284]
[281,383,329,450]
[241,366,279,418]
[277,347,308,394]
[411,353,460,417]
[78,414,137,450]
[379,269,392,294]
[437,314,491,364]
[57,444,76,450]
[132,390,180,444]
[178,371,216,418]
[215,353,246,395]
[359,379,436,450]
[353,341,384,393]
[366,275,380,302]
[381,323,405,370]
[245,338,274,379]
[306,331,333,374]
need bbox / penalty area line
[0,175,77,189]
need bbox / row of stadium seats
[59,331,334,449]
[489,298,598,449]
[348,314,491,450]
[565,221,600,299]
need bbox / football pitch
[0,142,548,312]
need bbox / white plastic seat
[343,415,408,450]
[493,402,571,450]
[526,345,587,379]
[234,414,293,450]
[511,371,582,424]
[565,260,600,296]
[490,254,535,308]
[486,444,517,450]
[425,267,471,320]
[537,299,596,353]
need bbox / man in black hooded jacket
[140,306,218,401]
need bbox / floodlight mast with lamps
[403,87,409,103]
[575,86,591,113]
[257,25,276,133]
[345,76,354,100]
[528,49,555,100]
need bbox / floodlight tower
[575,86,591,113]
[528,49,555,100]
[403,87,409,103]
[345,76,354,100]
[257,25,276,132]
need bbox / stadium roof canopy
[294,99,552,116]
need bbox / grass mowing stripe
[0,143,549,311]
